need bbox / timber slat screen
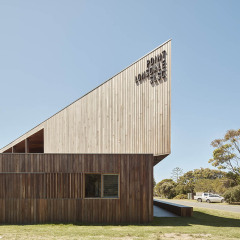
[0,154,153,224]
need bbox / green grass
[0,208,240,240]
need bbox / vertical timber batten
[0,154,153,224]
[0,40,171,224]
[0,40,171,157]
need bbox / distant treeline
[154,129,240,203]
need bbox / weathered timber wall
[0,154,153,224]
[1,40,171,158]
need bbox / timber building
[0,40,171,224]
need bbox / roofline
[0,39,172,151]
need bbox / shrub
[174,194,187,199]
[154,179,176,199]
[223,185,240,203]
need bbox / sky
[0,0,240,183]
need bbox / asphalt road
[156,199,240,213]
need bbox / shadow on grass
[0,211,239,227]
[150,211,240,227]
[75,210,240,227]
[68,211,240,227]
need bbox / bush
[223,185,240,203]
[154,179,176,199]
[174,194,187,199]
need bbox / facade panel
[0,40,171,158]
[0,40,171,223]
[0,154,153,224]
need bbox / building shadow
[150,211,240,227]
[0,211,239,227]
[69,211,240,227]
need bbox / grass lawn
[0,208,239,240]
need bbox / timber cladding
[0,154,153,224]
[1,40,171,158]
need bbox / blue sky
[0,0,239,183]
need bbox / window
[103,174,119,198]
[84,174,119,198]
[85,174,101,198]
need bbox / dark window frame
[84,173,120,199]
[84,173,102,198]
[102,174,119,198]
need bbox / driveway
[155,199,240,213]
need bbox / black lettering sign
[147,60,150,68]
[135,50,167,85]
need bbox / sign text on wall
[135,50,167,85]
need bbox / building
[0,40,171,224]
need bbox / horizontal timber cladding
[0,40,171,157]
[0,154,153,224]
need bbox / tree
[194,179,215,193]
[176,171,195,194]
[192,168,225,180]
[209,129,240,184]
[194,178,229,194]
[226,171,240,186]
[154,179,176,199]
[176,168,226,195]
[223,185,240,203]
[171,167,183,182]
[153,177,156,188]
